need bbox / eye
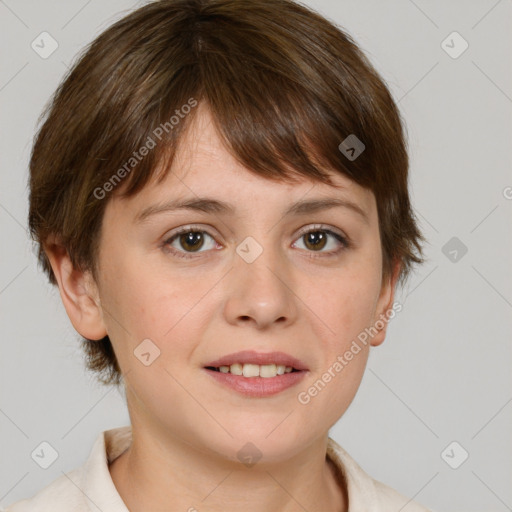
[163,226,218,259]
[162,224,350,261]
[292,225,349,257]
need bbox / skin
[46,102,400,512]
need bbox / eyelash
[162,224,351,261]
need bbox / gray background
[1,1,511,511]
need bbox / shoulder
[4,425,131,512]
[4,468,85,512]
[372,478,433,511]
[327,436,434,512]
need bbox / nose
[223,240,299,330]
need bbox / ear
[44,236,107,340]
[370,259,401,347]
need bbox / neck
[109,425,347,512]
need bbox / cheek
[298,246,381,395]
[295,278,377,431]
[99,248,215,362]
[310,261,381,351]
[95,247,169,347]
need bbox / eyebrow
[134,196,369,225]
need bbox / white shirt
[5,425,433,511]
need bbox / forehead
[111,104,376,222]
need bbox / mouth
[203,350,308,375]
[204,363,301,377]
[202,350,308,397]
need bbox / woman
[8,0,432,510]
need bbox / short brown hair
[28,0,426,387]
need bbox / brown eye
[293,227,349,256]
[164,228,217,258]
[302,231,328,251]
[178,231,205,252]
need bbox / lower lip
[203,368,308,397]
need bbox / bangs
[113,4,379,200]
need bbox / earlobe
[370,259,401,347]
[44,238,107,341]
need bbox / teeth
[213,363,296,377]
[259,364,277,378]
[243,364,260,377]
[230,363,243,375]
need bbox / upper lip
[204,350,308,371]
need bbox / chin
[198,424,316,466]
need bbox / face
[87,103,397,463]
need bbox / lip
[203,368,307,398]
[203,350,309,398]
[204,350,308,371]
